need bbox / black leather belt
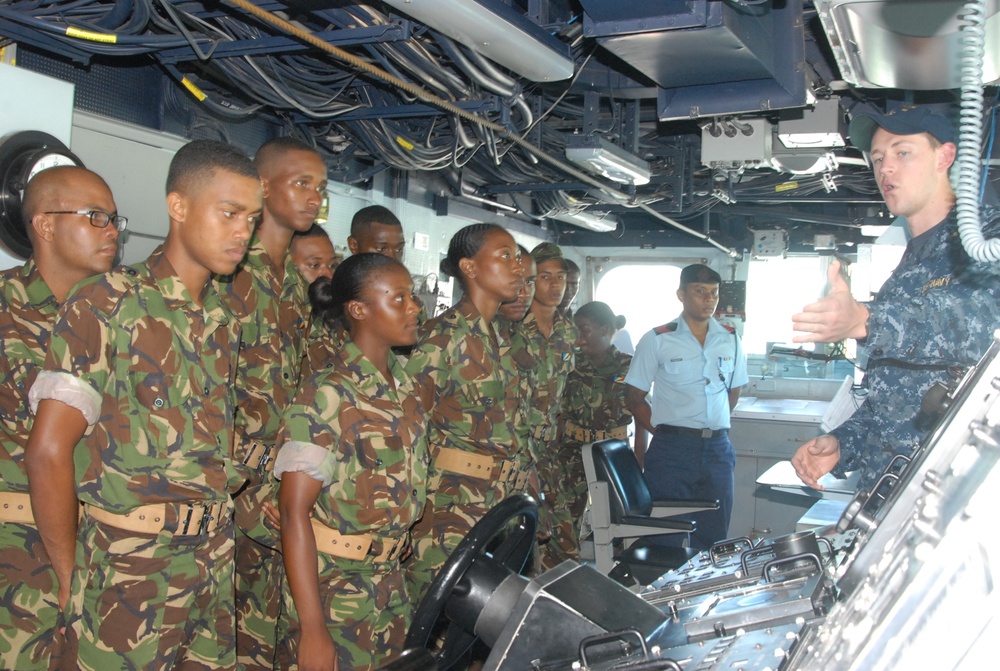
[655,424,728,439]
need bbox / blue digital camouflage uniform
[504,312,576,569]
[28,246,242,671]
[403,298,526,603]
[831,207,1000,489]
[559,347,634,550]
[219,240,310,671]
[0,260,66,671]
[273,340,428,671]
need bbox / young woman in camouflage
[558,302,641,549]
[403,223,526,605]
[274,254,427,671]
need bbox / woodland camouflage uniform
[506,311,576,569]
[559,347,634,548]
[273,341,427,671]
[220,241,310,671]
[0,260,66,671]
[403,298,527,603]
[29,246,243,671]
[301,315,347,380]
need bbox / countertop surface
[731,396,831,424]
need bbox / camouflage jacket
[302,315,348,379]
[560,347,633,436]
[832,206,1000,488]
[0,259,59,492]
[274,341,427,538]
[29,246,242,510]
[405,298,521,463]
[505,311,576,457]
[220,241,309,465]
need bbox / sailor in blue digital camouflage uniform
[624,263,748,549]
[791,106,1000,491]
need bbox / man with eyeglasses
[220,136,327,671]
[0,165,122,671]
[25,140,260,670]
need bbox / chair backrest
[590,439,653,522]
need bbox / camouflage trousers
[234,481,283,671]
[0,522,67,671]
[404,475,508,605]
[536,442,588,570]
[68,514,236,671]
[276,558,410,671]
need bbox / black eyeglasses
[44,210,128,232]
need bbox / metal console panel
[783,336,1000,671]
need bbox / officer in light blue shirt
[625,264,748,549]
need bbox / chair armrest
[651,498,719,509]
[619,515,695,531]
[650,499,718,518]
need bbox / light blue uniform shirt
[624,316,748,430]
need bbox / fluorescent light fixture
[565,136,651,186]
[552,210,621,233]
[816,0,1000,89]
[381,0,573,82]
[777,99,846,149]
[771,151,839,175]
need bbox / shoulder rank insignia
[653,322,678,335]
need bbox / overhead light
[552,210,621,233]
[816,0,1000,89]
[565,136,651,186]
[380,0,573,82]
[777,99,846,149]
[771,151,840,175]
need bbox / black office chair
[580,439,718,583]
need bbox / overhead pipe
[222,0,740,257]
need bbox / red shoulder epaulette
[653,322,678,335]
[721,323,736,334]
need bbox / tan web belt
[242,440,276,474]
[564,421,628,443]
[86,499,228,536]
[310,518,410,563]
[0,491,35,524]
[433,447,530,490]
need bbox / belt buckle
[198,501,218,535]
[180,502,197,535]
[384,537,402,562]
[242,441,260,466]
[179,501,216,535]
[256,447,273,474]
[499,460,515,485]
[701,428,713,439]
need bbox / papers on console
[756,459,859,502]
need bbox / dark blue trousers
[642,430,735,550]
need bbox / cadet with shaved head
[0,166,122,671]
[25,140,260,670]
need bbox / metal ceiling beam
[156,21,412,64]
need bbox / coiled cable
[956,0,1000,261]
